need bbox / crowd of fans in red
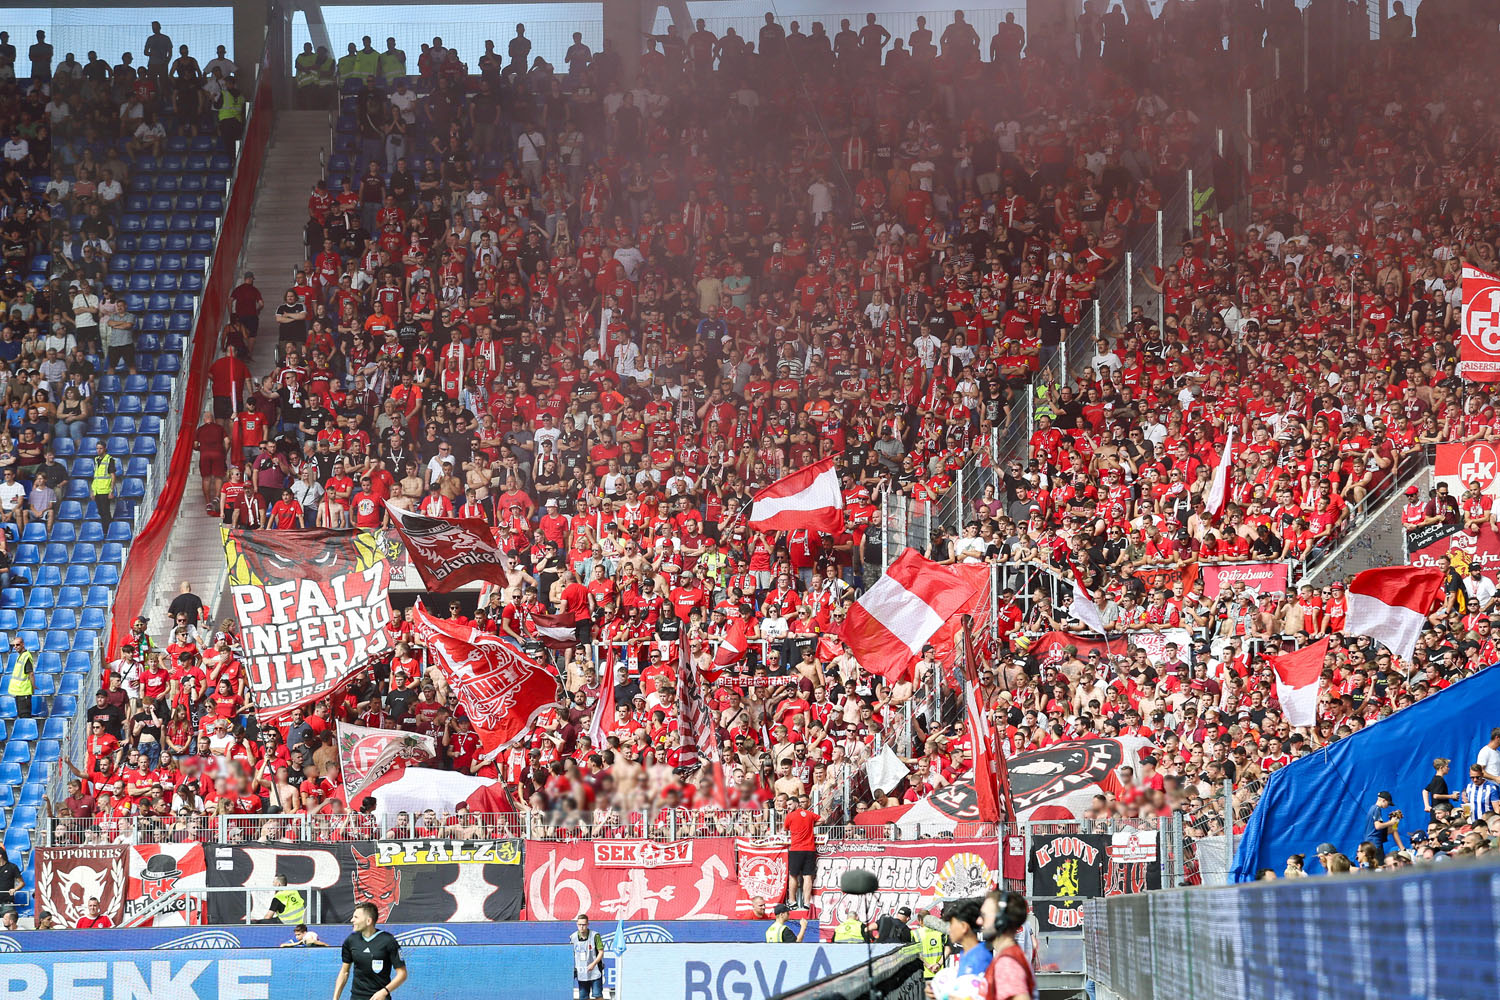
[44,10,1500,859]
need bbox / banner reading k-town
[222,527,395,722]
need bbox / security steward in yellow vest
[89,441,119,524]
[377,38,406,81]
[259,875,306,924]
[215,78,246,146]
[336,44,362,84]
[764,903,807,942]
[294,43,324,104]
[6,636,35,719]
[832,913,869,942]
[914,920,948,980]
[351,37,380,82]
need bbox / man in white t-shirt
[1478,727,1500,784]
[516,126,545,190]
[0,468,27,529]
[2,134,27,164]
[71,282,100,340]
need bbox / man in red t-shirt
[74,898,116,928]
[784,793,819,909]
[559,570,594,643]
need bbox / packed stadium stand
[0,5,1496,963]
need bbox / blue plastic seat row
[117,233,215,254]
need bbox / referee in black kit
[332,902,407,1000]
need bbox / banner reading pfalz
[222,527,395,722]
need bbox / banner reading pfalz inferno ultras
[221,527,395,723]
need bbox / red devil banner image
[409,601,558,754]
[337,722,438,806]
[221,527,394,723]
[384,502,511,591]
[35,846,127,928]
[524,838,740,920]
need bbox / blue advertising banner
[1230,665,1500,881]
[0,918,810,954]
[0,945,572,1000]
[618,943,898,1000]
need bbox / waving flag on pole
[589,644,619,748]
[1205,426,1236,518]
[1459,264,1500,382]
[675,638,716,770]
[960,615,1010,824]
[336,722,438,806]
[746,456,845,534]
[531,612,584,651]
[384,502,511,592]
[1344,566,1443,662]
[1266,637,1329,727]
[1066,559,1107,635]
[840,548,984,682]
[409,601,559,754]
[708,618,750,681]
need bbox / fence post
[1124,250,1133,320]
[1216,127,1223,157]
[1185,168,1195,236]
[881,488,889,571]
[1223,779,1235,862]
[956,468,964,526]
[668,808,677,841]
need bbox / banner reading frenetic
[222,527,395,722]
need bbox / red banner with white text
[523,838,741,920]
[1460,264,1500,381]
[1200,561,1289,599]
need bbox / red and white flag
[589,644,619,748]
[384,502,511,592]
[336,722,438,806]
[1344,566,1443,662]
[1066,559,1107,634]
[960,616,1011,824]
[1460,264,1500,382]
[709,618,750,681]
[746,456,844,534]
[840,548,984,682]
[1205,426,1236,518]
[409,601,559,754]
[531,612,584,651]
[1266,637,1328,728]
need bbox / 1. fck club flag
[1344,567,1443,662]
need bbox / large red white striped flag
[839,548,985,682]
[746,456,844,534]
[1205,426,1236,518]
[1266,637,1328,727]
[1344,566,1444,662]
[675,639,717,769]
[960,615,1010,824]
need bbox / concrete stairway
[142,111,330,634]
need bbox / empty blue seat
[147,293,170,312]
[181,174,206,193]
[189,136,215,152]
[79,607,106,630]
[43,632,69,654]
[164,233,188,252]
[109,416,137,436]
[189,233,214,252]
[8,718,36,742]
[159,253,183,271]
[122,374,148,394]
[0,762,16,784]
[0,786,13,810]
[83,416,108,438]
[161,154,183,172]
[141,314,167,333]
[100,543,124,564]
[132,437,156,456]
[36,652,60,675]
[138,234,163,252]
[125,457,149,478]
[70,544,97,563]
[173,293,196,311]
[92,565,119,586]
[180,273,204,293]
[4,829,31,857]
[149,374,173,393]
[148,194,174,212]
[55,586,81,607]
[83,586,109,608]
[0,589,20,610]
[0,611,16,631]
[105,436,130,454]
[63,480,89,501]
[68,631,98,652]
[39,716,65,741]
[97,376,122,395]
[144,213,168,231]
[168,313,192,333]
[28,672,52,696]
[47,524,76,545]
[31,742,58,764]
[169,214,193,232]
[144,393,169,415]
[126,273,150,292]
[176,195,200,212]
[210,154,232,172]
[19,610,45,630]
[106,520,133,541]
[19,524,44,544]
[165,136,189,153]
[51,695,77,718]
[52,439,74,458]
[110,252,132,271]
[35,567,61,588]
[0,704,13,727]
[23,589,52,609]
[154,273,179,291]
[195,214,217,232]
[69,457,93,479]
[63,565,89,587]
[185,154,208,172]
[12,546,37,567]
[57,673,83,696]
[157,354,182,373]
[120,214,143,232]
[48,609,76,630]
[128,175,151,193]
[2,743,30,764]
[65,650,91,673]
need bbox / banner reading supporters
[812,840,997,933]
[221,527,395,722]
[35,846,127,928]
[1460,263,1500,381]
[524,838,740,920]
[1200,562,1289,599]
[1030,832,1160,931]
[202,840,524,924]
